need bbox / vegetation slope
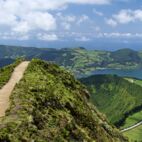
[80,75,142,127]
[0,59,127,142]
[0,45,142,76]
[0,59,22,89]
[121,78,142,142]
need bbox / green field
[125,77,142,87]
[120,92,142,142]
[124,125,142,142]
[121,111,142,129]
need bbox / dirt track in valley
[121,121,142,132]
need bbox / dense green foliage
[0,59,127,142]
[0,45,142,76]
[80,75,142,126]
[0,59,22,89]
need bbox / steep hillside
[0,59,127,142]
[0,59,22,89]
[0,45,142,76]
[80,75,142,127]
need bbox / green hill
[0,59,127,142]
[110,48,141,64]
[0,45,142,77]
[0,59,22,89]
[80,75,142,127]
[0,58,14,68]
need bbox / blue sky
[0,0,142,50]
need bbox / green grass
[0,59,127,142]
[0,58,23,89]
[123,125,142,142]
[121,111,142,129]
[80,75,142,126]
[125,77,142,87]
[1,45,142,77]
[120,94,142,142]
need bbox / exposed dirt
[0,61,29,117]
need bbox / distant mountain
[0,59,127,142]
[80,74,142,127]
[0,58,14,68]
[0,45,142,76]
[110,48,141,63]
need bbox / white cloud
[12,22,30,33]
[107,9,142,27]
[93,9,103,16]
[25,12,56,31]
[113,10,134,24]
[0,32,30,40]
[68,0,111,5]
[57,13,76,23]
[106,18,117,27]
[77,15,89,25]
[57,13,90,30]
[12,12,56,33]
[56,13,76,30]
[0,0,110,40]
[0,0,109,30]
[75,36,91,41]
[62,22,71,30]
[134,9,142,21]
[100,32,142,38]
[37,33,59,41]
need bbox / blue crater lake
[92,68,142,79]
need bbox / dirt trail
[0,61,29,117]
[121,121,142,132]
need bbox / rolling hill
[80,74,142,127]
[0,58,14,68]
[0,59,128,142]
[0,45,142,77]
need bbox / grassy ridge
[0,59,127,142]
[0,59,23,89]
[80,75,142,126]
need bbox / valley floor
[121,121,142,132]
[121,110,142,141]
[123,125,142,142]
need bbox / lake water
[92,69,142,80]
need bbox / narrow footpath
[0,61,29,117]
[121,121,142,132]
